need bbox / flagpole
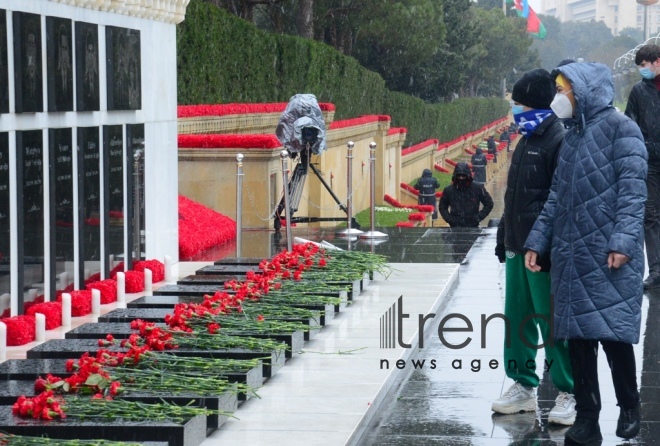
[503,0,506,14]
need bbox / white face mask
[550,91,574,119]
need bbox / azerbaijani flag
[507,0,547,39]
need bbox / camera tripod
[273,144,360,230]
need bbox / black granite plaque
[27,339,285,378]
[16,131,44,313]
[77,127,100,287]
[49,128,74,296]
[214,257,263,265]
[0,405,207,446]
[75,21,99,111]
[0,134,8,298]
[196,265,260,275]
[46,17,73,112]
[125,124,144,270]
[103,125,124,278]
[13,12,42,113]
[106,26,141,111]
[0,380,236,433]
[0,11,9,114]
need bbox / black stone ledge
[129,296,339,324]
[153,285,349,305]
[214,258,262,266]
[0,380,237,433]
[195,265,260,276]
[26,339,285,378]
[0,359,261,402]
[0,405,207,446]
[68,319,304,360]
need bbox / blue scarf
[513,109,554,138]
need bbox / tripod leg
[309,162,348,214]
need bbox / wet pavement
[356,228,659,445]
[208,158,660,445]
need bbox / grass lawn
[352,206,414,227]
[409,171,453,191]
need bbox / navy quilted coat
[524,63,648,344]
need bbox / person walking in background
[625,44,660,290]
[487,135,498,163]
[438,162,493,228]
[499,127,511,152]
[492,68,575,426]
[525,63,647,444]
[414,168,440,220]
[471,147,487,185]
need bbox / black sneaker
[616,405,641,439]
[565,417,602,444]
[643,275,660,290]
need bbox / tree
[619,27,644,45]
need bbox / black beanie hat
[511,68,555,110]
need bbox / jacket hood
[453,162,472,179]
[422,168,432,178]
[554,62,614,125]
[476,147,483,154]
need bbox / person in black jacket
[438,162,493,227]
[491,68,575,426]
[414,168,440,219]
[499,129,511,152]
[625,44,660,290]
[471,147,487,185]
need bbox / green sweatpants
[504,252,573,392]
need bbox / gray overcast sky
[528,0,542,11]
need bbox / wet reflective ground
[357,230,659,446]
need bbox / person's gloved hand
[495,243,506,263]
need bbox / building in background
[540,0,660,37]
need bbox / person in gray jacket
[525,63,647,444]
[470,147,487,184]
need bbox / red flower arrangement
[177,102,335,119]
[396,221,415,227]
[133,260,165,283]
[124,271,145,293]
[25,302,62,330]
[84,272,101,285]
[408,213,426,222]
[383,194,436,213]
[57,291,92,317]
[400,183,419,196]
[401,139,438,157]
[86,280,117,304]
[328,115,390,130]
[23,294,45,313]
[12,391,66,420]
[387,127,407,136]
[179,195,236,259]
[178,134,282,150]
[434,164,450,173]
[1,315,36,346]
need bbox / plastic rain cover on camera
[276,94,327,155]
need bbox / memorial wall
[0,0,183,315]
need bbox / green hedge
[177,1,509,144]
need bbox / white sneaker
[492,383,537,414]
[548,391,576,425]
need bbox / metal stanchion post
[359,142,388,240]
[236,153,244,257]
[337,141,363,239]
[280,150,293,251]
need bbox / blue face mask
[511,105,524,116]
[639,67,655,80]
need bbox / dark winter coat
[439,162,494,228]
[496,114,564,271]
[487,137,497,154]
[625,77,660,164]
[414,169,440,206]
[471,148,487,184]
[524,63,648,344]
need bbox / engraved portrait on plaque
[106,26,141,111]
[0,11,9,114]
[13,12,43,113]
[47,17,73,112]
[75,22,99,112]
